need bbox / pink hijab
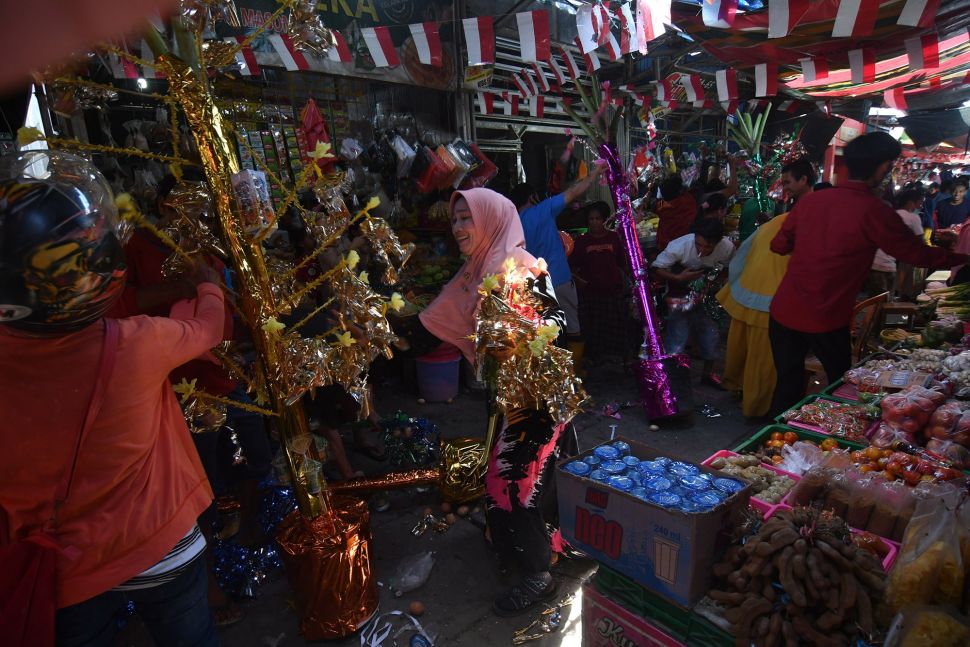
[418,188,539,362]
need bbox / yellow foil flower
[261,317,286,336]
[335,330,356,347]
[358,271,369,284]
[345,249,360,270]
[480,274,499,294]
[308,141,334,160]
[173,377,198,403]
[389,292,406,312]
[16,127,44,148]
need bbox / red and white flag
[637,0,670,51]
[721,100,739,114]
[231,35,261,74]
[408,22,442,67]
[693,99,714,109]
[477,92,494,114]
[512,72,533,98]
[575,37,601,74]
[715,69,738,101]
[110,40,139,79]
[361,27,399,68]
[267,33,310,71]
[778,100,804,113]
[799,56,828,81]
[502,92,520,115]
[655,77,675,102]
[679,74,705,103]
[884,87,908,110]
[142,40,166,79]
[832,0,881,38]
[516,10,551,62]
[462,16,495,65]
[769,0,809,38]
[702,0,738,29]
[905,33,940,70]
[521,68,540,96]
[897,0,940,27]
[755,63,778,96]
[617,4,640,54]
[530,63,551,92]
[560,46,582,80]
[547,55,567,86]
[326,31,352,63]
[576,3,610,53]
[848,48,876,83]
[603,32,622,61]
[530,96,545,118]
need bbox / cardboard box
[557,437,750,607]
[582,582,685,647]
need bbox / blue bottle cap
[622,455,641,467]
[644,476,672,491]
[583,455,602,466]
[590,470,608,482]
[608,476,634,491]
[678,474,711,491]
[668,461,700,478]
[668,485,692,498]
[653,456,673,467]
[631,487,650,500]
[601,460,627,475]
[563,461,592,477]
[692,491,724,508]
[625,470,643,486]
[680,500,706,513]
[648,491,683,508]
[713,477,745,494]
[611,441,631,455]
[636,460,666,476]
[593,445,622,461]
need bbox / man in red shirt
[768,132,969,415]
[655,175,698,252]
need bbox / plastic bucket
[416,346,461,402]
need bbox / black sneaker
[492,574,557,617]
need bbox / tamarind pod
[806,549,827,592]
[839,571,858,611]
[856,587,875,636]
[816,610,843,632]
[709,589,746,605]
[743,555,768,577]
[765,613,782,647]
[793,538,807,556]
[781,619,798,647]
[792,553,806,580]
[851,562,886,594]
[778,546,807,607]
[816,539,853,570]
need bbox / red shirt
[656,193,697,251]
[770,181,966,332]
[569,230,625,295]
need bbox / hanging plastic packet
[459,142,498,189]
[231,169,276,237]
[390,135,416,178]
[341,137,364,161]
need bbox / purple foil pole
[598,142,680,418]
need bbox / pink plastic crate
[831,382,860,401]
[768,505,899,571]
[701,450,800,510]
[783,396,876,442]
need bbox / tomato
[902,470,922,486]
[820,438,839,452]
[783,431,799,444]
[886,461,903,474]
[771,455,784,464]
[865,447,883,461]
[884,470,897,481]
[771,432,784,441]
[881,449,893,458]
[859,465,876,473]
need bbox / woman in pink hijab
[399,188,567,616]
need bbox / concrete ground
[124,357,760,647]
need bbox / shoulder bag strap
[49,319,120,527]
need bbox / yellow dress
[716,214,790,417]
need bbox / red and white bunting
[576,4,603,53]
[530,63,551,92]
[575,37,601,74]
[141,40,165,79]
[521,68,540,96]
[848,48,876,83]
[715,69,738,101]
[547,55,567,85]
[799,56,828,81]
[748,99,770,111]
[502,92,520,115]
[897,0,940,28]
[512,72,532,98]
[721,100,739,114]
[905,33,940,70]
[516,10,551,63]
[361,27,400,68]
[110,40,139,79]
[884,87,908,110]
[561,46,582,80]
[702,0,737,29]
[832,0,881,38]
[768,0,808,38]
[693,99,714,109]
[679,74,704,103]
[617,4,640,54]
[326,30,352,63]
[462,16,495,65]
[754,63,777,96]
[267,33,310,71]
[655,77,674,102]
[477,92,494,114]
[603,32,622,61]
[231,35,261,74]
[408,23,442,67]
[530,96,545,118]
[637,0,670,51]
[778,100,804,113]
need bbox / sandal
[492,576,557,617]
[212,602,244,627]
[353,444,387,462]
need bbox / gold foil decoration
[178,0,241,30]
[181,395,228,433]
[265,255,301,315]
[359,217,415,285]
[285,0,338,56]
[326,469,439,495]
[276,497,379,640]
[440,436,489,503]
[201,40,239,68]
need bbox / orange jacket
[0,283,224,607]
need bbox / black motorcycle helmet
[0,150,127,333]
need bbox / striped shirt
[113,524,206,590]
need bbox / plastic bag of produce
[884,605,970,647]
[925,439,970,469]
[778,441,825,475]
[881,386,945,436]
[886,492,966,614]
[871,422,918,448]
[924,401,965,441]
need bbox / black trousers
[768,317,851,417]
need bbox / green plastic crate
[592,565,734,647]
[732,424,867,454]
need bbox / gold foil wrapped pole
[359,217,415,285]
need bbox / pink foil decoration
[599,142,681,418]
